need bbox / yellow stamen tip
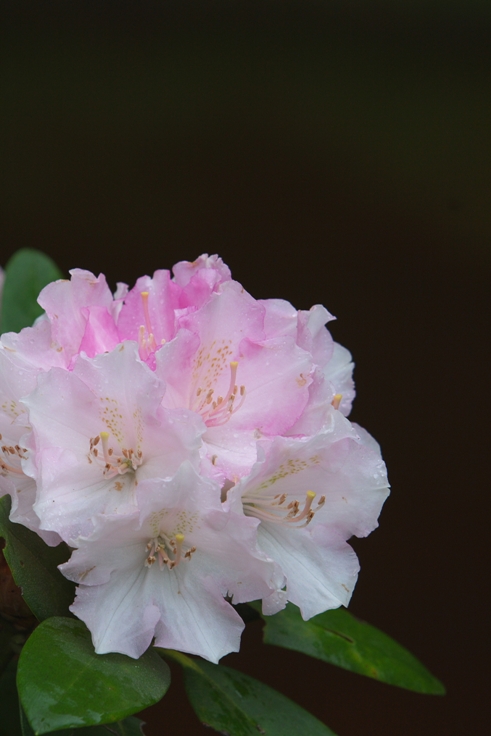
[140,291,149,298]
[175,533,185,543]
[230,361,239,368]
[332,394,343,410]
[306,490,316,500]
[100,432,109,440]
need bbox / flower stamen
[0,440,27,476]
[137,291,158,360]
[88,431,143,478]
[242,489,325,527]
[145,532,196,571]
[193,361,246,427]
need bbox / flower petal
[258,522,359,618]
[38,269,114,361]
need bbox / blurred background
[1,1,489,734]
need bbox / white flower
[229,407,390,619]
[22,343,204,544]
[60,462,283,662]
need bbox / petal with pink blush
[78,307,121,359]
[173,254,231,288]
[173,254,232,309]
[116,271,180,363]
[178,280,265,350]
[38,269,114,362]
[286,370,336,437]
[260,298,298,340]
[219,336,313,435]
[297,304,335,369]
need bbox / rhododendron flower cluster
[0,255,389,663]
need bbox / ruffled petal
[38,269,114,361]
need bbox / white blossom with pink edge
[21,342,205,544]
[0,252,389,663]
[228,406,389,620]
[60,462,284,662]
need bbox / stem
[155,647,201,671]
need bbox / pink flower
[0,252,389,663]
[156,281,315,480]
[116,254,231,366]
[116,270,180,365]
[26,255,231,370]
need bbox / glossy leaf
[20,708,145,736]
[0,248,63,333]
[164,649,337,736]
[257,603,445,695]
[20,708,72,736]
[0,659,22,736]
[17,618,169,735]
[0,496,75,621]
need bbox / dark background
[1,2,489,734]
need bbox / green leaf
[164,649,336,736]
[17,617,169,735]
[20,707,72,736]
[0,496,75,621]
[256,603,445,695]
[0,248,63,333]
[0,659,22,736]
[20,707,145,736]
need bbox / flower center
[192,360,246,428]
[242,489,325,528]
[0,434,27,476]
[88,431,143,478]
[144,532,196,570]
